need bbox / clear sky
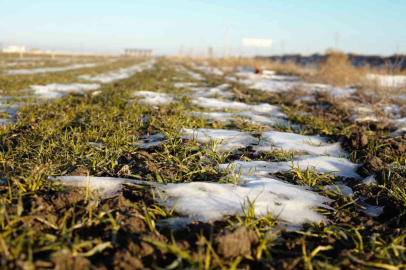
[0,0,405,56]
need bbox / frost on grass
[131,91,175,105]
[221,155,361,179]
[5,63,99,75]
[78,60,155,84]
[50,175,333,225]
[29,83,101,99]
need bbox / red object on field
[254,66,262,74]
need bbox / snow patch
[29,83,101,99]
[79,60,155,84]
[221,155,361,179]
[131,91,175,105]
[5,63,99,75]
[50,175,333,225]
[366,74,406,89]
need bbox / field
[0,52,405,269]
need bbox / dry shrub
[313,51,367,86]
[170,56,305,76]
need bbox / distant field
[0,53,405,269]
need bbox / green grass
[0,57,405,269]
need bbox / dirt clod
[215,227,259,258]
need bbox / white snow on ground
[366,74,406,89]
[191,63,224,76]
[391,126,406,137]
[0,118,16,127]
[5,63,99,75]
[348,103,405,136]
[131,91,175,105]
[79,60,155,84]
[239,112,287,125]
[189,111,286,125]
[29,83,101,99]
[249,80,297,93]
[302,83,357,98]
[132,133,166,148]
[221,155,361,179]
[192,97,287,117]
[323,185,354,196]
[0,103,24,116]
[257,131,344,156]
[50,175,333,225]
[188,85,234,98]
[182,128,345,157]
[0,61,38,67]
[189,111,236,122]
[363,175,378,184]
[230,71,357,98]
[182,128,259,151]
[173,82,198,89]
[174,65,205,81]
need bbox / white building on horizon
[2,45,26,53]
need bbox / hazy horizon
[1,0,405,56]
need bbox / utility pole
[281,39,286,55]
[335,31,340,50]
[179,44,184,56]
[223,18,229,59]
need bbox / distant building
[29,48,42,54]
[124,49,153,57]
[2,45,26,53]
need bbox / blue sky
[0,0,405,56]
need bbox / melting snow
[182,128,344,157]
[133,133,166,148]
[5,63,99,75]
[192,97,286,117]
[182,128,258,151]
[29,83,101,99]
[221,155,361,179]
[173,82,198,89]
[0,103,24,116]
[189,111,286,125]
[363,175,378,184]
[366,74,406,89]
[78,60,155,84]
[257,131,344,156]
[174,65,205,81]
[131,91,175,105]
[188,86,234,98]
[323,184,354,196]
[50,175,333,225]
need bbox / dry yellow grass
[169,52,406,93]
